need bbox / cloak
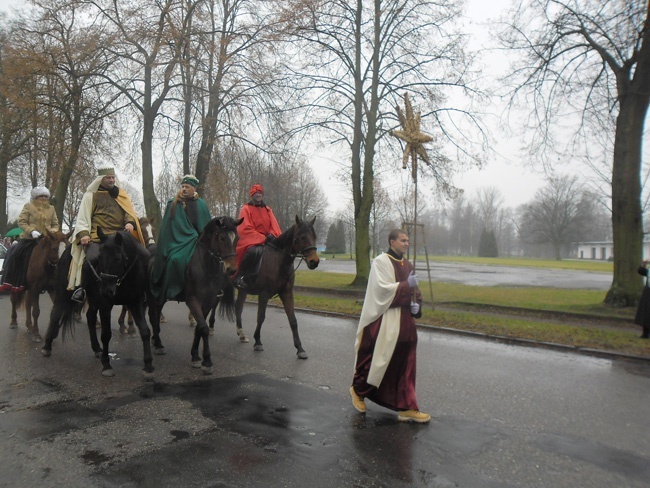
[235,202,281,265]
[150,197,211,301]
[68,176,144,289]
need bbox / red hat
[249,184,264,196]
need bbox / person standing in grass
[634,259,650,339]
[349,228,429,423]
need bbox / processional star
[390,93,433,181]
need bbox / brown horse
[148,216,242,374]
[234,216,319,359]
[9,230,69,342]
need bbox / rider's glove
[407,271,418,288]
[31,230,41,239]
[410,302,420,315]
[265,234,275,243]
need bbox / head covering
[31,186,50,200]
[249,184,264,196]
[181,174,200,187]
[98,167,116,176]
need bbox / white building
[575,241,650,261]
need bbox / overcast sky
[0,0,638,216]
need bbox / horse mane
[272,218,315,250]
[273,223,297,249]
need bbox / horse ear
[149,215,155,226]
[309,216,316,226]
[215,217,224,227]
[45,229,54,239]
[98,227,107,242]
[235,217,244,226]
[115,231,123,245]
[295,215,301,226]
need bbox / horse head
[42,230,68,267]
[96,230,134,299]
[292,215,319,270]
[200,216,243,276]
[139,216,157,254]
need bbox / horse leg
[279,290,307,359]
[9,291,19,328]
[148,302,165,355]
[187,299,212,374]
[130,304,154,379]
[85,303,102,357]
[253,295,269,352]
[127,309,136,334]
[29,291,42,342]
[234,290,249,343]
[188,312,197,327]
[98,306,114,376]
[41,299,65,357]
[118,305,127,333]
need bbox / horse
[41,230,153,378]
[8,230,69,342]
[234,216,319,359]
[148,216,243,374]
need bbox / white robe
[354,253,402,387]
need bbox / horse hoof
[239,335,249,343]
[95,351,102,359]
[9,323,17,329]
[142,370,155,381]
[154,347,166,355]
[209,328,215,336]
[191,360,202,369]
[32,335,42,343]
[297,351,308,360]
[201,366,213,375]
[128,327,136,336]
[41,348,51,357]
[253,344,264,352]
[119,326,128,334]
[101,368,115,377]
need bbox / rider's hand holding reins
[80,235,91,246]
[125,223,134,233]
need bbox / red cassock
[236,203,282,265]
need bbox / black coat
[634,266,650,327]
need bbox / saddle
[236,245,264,289]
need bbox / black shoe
[71,288,86,303]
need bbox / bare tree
[499,0,650,305]
[277,0,483,286]
[518,175,597,260]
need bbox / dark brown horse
[234,216,319,359]
[9,230,68,342]
[148,216,242,374]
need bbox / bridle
[88,248,138,287]
[266,226,317,273]
[198,234,236,276]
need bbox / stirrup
[71,288,86,303]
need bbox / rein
[266,242,317,274]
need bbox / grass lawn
[282,267,650,359]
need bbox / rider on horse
[150,175,212,302]
[0,186,60,293]
[234,184,281,289]
[69,168,147,302]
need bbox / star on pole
[390,93,433,181]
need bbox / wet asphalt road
[1,294,649,487]
[315,259,612,290]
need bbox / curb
[270,302,650,364]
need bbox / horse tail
[52,245,79,341]
[218,283,236,322]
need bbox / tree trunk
[605,96,647,306]
[141,112,162,230]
